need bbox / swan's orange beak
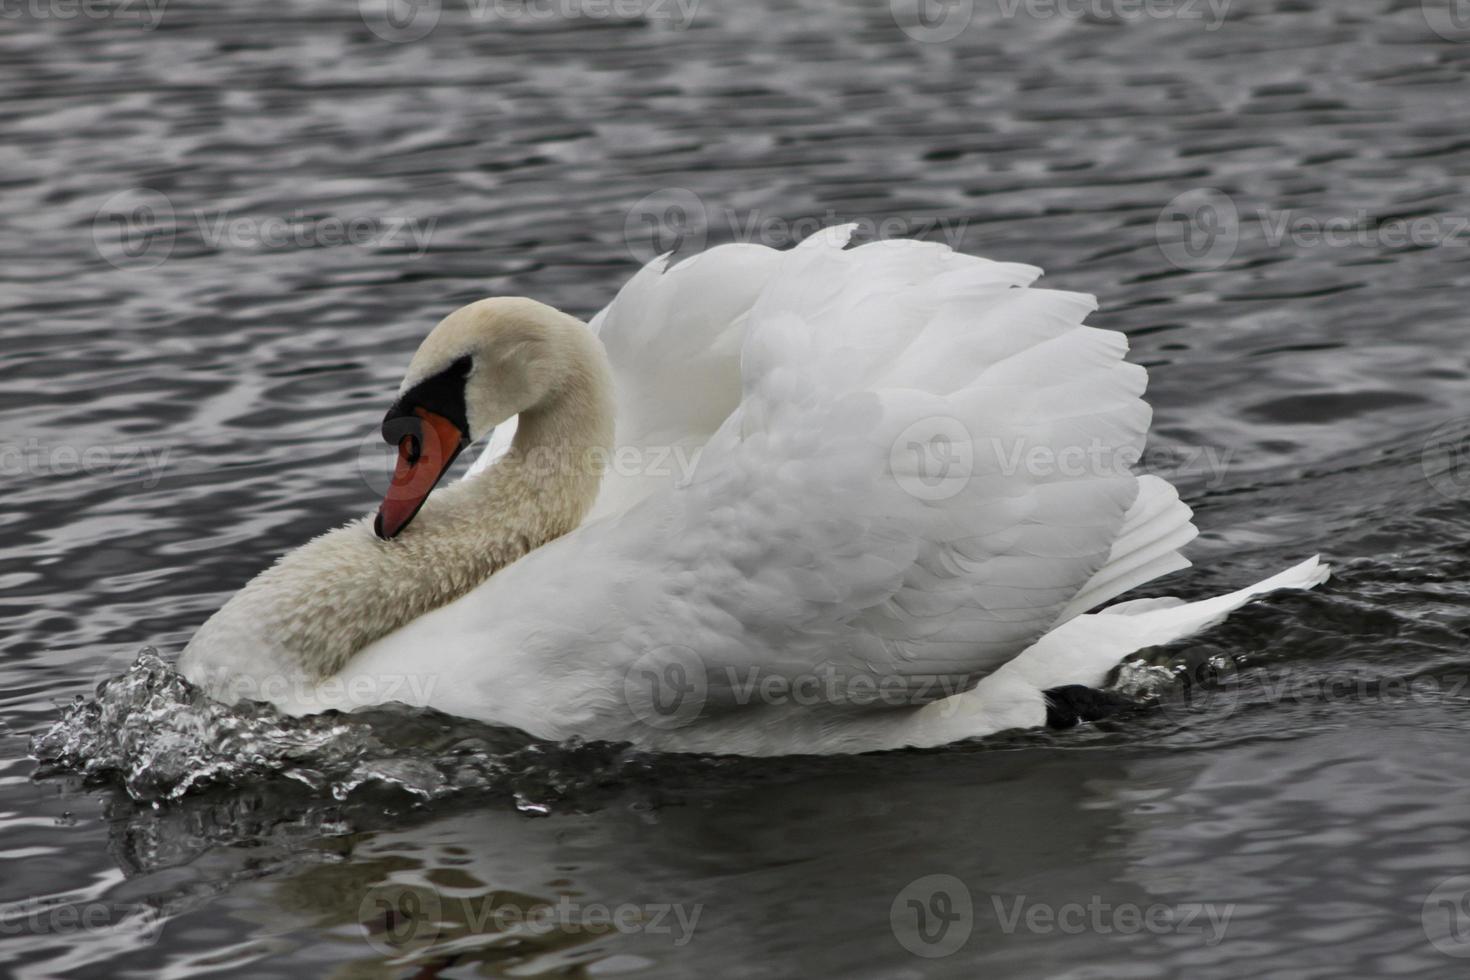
[374,407,468,540]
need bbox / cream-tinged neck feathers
[180,298,615,689]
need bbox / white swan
[178,226,1328,755]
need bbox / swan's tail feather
[1126,554,1330,645]
[1002,555,1331,694]
[1054,475,1198,623]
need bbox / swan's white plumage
[1058,474,1196,622]
[196,227,1330,754]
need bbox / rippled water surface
[5,0,1470,976]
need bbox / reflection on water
[5,0,1470,975]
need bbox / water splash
[28,648,633,806]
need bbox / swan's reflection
[91,742,1161,978]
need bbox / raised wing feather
[637,231,1150,698]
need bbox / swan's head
[374,296,591,540]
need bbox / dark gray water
[5,0,1470,976]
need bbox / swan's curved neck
[430,350,615,569]
[428,340,616,565]
[183,319,616,685]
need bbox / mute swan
[178,226,1328,755]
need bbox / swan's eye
[379,411,426,455]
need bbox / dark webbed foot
[1043,685,1135,729]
